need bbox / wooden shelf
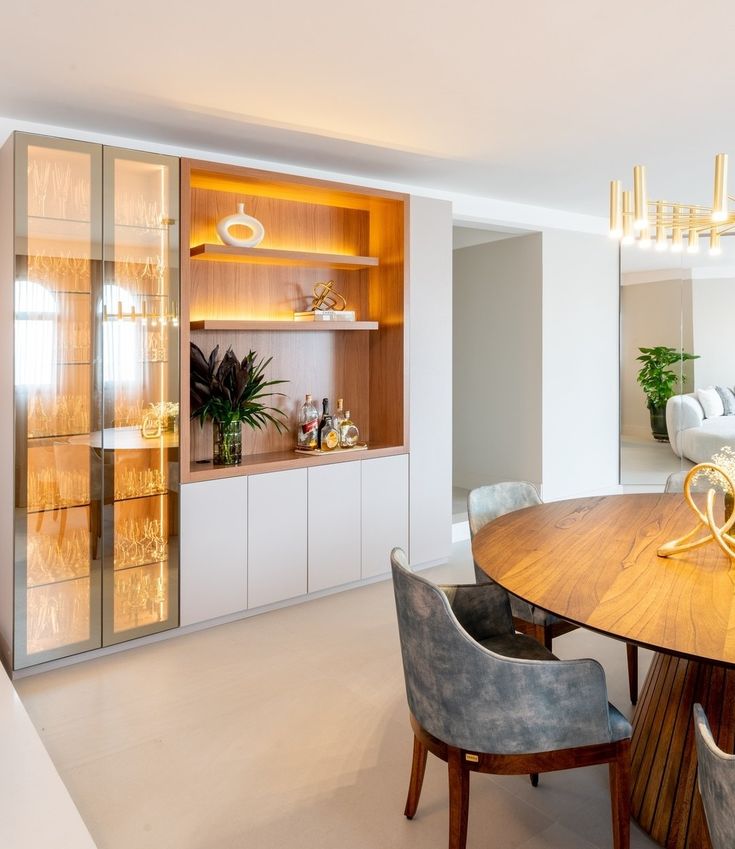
[188,445,407,481]
[190,319,379,332]
[190,244,379,270]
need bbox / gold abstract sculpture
[658,463,735,560]
[310,280,347,312]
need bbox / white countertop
[0,668,97,848]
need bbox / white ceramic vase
[216,203,265,247]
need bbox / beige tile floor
[16,540,657,849]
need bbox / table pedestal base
[631,652,735,849]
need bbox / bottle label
[301,420,317,434]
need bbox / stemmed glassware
[28,394,89,438]
[28,468,90,511]
[29,160,51,216]
[114,517,167,569]
[114,569,167,628]
[114,468,166,500]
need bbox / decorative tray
[294,444,368,455]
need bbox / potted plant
[636,346,699,442]
[190,343,288,466]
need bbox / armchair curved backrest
[390,547,617,755]
[664,470,712,494]
[693,703,735,849]
[467,481,542,592]
[467,482,541,539]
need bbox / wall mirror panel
[620,239,735,488]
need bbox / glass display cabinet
[6,133,179,669]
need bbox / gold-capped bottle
[340,410,359,448]
[333,397,345,438]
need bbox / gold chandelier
[609,154,734,255]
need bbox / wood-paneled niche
[180,159,408,482]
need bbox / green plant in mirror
[636,346,699,441]
[190,343,288,463]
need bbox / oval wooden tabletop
[471,493,735,666]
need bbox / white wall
[620,276,693,438]
[541,230,620,500]
[691,277,735,390]
[452,234,543,491]
[409,197,453,566]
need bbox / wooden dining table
[471,492,735,849]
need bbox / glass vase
[213,420,242,466]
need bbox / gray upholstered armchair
[694,703,735,849]
[391,547,631,849]
[664,470,710,493]
[468,481,639,704]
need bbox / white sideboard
[307,461,362,593]
[180,454,409,627]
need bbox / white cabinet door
[361,454,409,578]
[308,462,361,593]
[248,468,307,609]
[179,477,247,626]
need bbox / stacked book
[294,310,356,322]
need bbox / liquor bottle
[317,397,330,448]
[340,410,359,448]
[319,414,340,451]
[298,393,319,450]
[333,398,345,437]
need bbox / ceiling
[2,0,735,218]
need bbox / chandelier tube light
[609,180,622,237]
[621,190,634,244]
[609,154,734,256]
[671,205,683,252]
[655,201,667,251]
[687,210,700,254]
[713,153,728,222]
[633,165,648,229]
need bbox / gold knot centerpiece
[311,279,347,312]
[658,458,735,560]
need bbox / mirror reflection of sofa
[666,387,735,463]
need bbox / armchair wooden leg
[529,773,539,787]
[608,741,631,849]
[447,748,470,849]
[404,734,428,819]
[530,623,550,650]
[626,644,638,705]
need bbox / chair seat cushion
[480,633,557,661]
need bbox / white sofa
[666,393,735,463]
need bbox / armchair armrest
[438,618,622,754]
[440,583,514,641]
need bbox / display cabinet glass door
[13,134,103,668]
[102,148,179,644]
